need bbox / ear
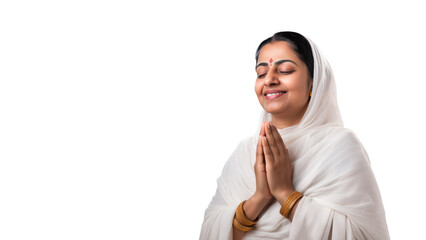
[307,79,313,98]
[307,78,313,92]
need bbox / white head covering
[200,36,390,240]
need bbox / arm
[200,136,268,240]
[232,194,271,240]
[232,190,301,240]
[233,122,273,239]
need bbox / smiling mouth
[264,91,286,100]
[264,91,287,96]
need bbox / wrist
[241,193,272,222]
[275,188,295,206]
[278,190,303,220]
[252,192,273,206]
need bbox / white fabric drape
[199,38,390,240]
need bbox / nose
[264,70,279,86]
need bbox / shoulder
[217,135,256,184]
[322,127,371,166]
[221,135,255,167]
[223,134,260,169]
[318,126,365,148]
[233,134,257,155]
[334,128,367,153]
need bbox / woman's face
[255,41,312,121]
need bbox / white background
[1,1,425,239]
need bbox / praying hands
[236,121,297,222]
[233,121,298,239]
[258,121,295,206]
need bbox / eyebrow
[255,59,298,70]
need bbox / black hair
[255,31,314,80]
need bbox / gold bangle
[282,191,302,217]
[282,191,303,218]
[232,215,254,232]
[279,191,303,218]
[284,194,303,218]
[279,191,299,216]
[235,200,258,227]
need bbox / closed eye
[279,71,294,74]
[257,74,266,78]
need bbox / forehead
[258,41,299,63]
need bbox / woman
[199,31,390,239]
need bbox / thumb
[256,135,264,165]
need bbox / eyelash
[257,71,293,78]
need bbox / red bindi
[269,58,273,66]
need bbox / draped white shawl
[200,38,390,240]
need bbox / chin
[264,106,287,115]
[262,102,285,112]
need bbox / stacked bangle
[279,191,303,218]
[232,200,258,232]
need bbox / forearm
[276,191,302,222]
[232,194,271,240]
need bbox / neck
[271,114,302,130]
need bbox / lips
[264,91,287,100]
[264,90,287,96]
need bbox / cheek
[287,76,307,93]
[254,82,263,96]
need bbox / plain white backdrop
[1,1,425,239]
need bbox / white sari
[199,38,390,240]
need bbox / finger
[270,124,285,157]
[260,122,266,137]
[265,122,280,160]
[270,124,287,152]
[262,136,273,164]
